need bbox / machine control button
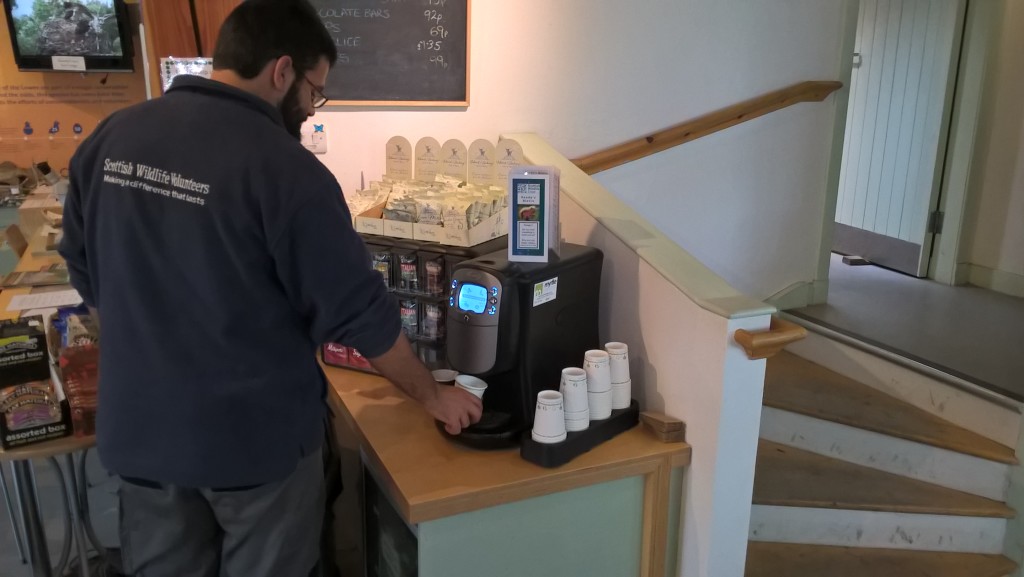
[488,305,497,315]
[449,297,455,306]
[489,297,497,304]
[463,314,470,322]
[452,280,458,288]
[491,287,498,296]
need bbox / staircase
[745,328,1022,577]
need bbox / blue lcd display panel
[458,283,488,314]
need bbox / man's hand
[367,333,483,434]
[422,384,483,435]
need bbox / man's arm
[266,171,480,433]
[368,333,482,435]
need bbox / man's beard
[280,79,306,140]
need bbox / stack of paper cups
[532,390,567,444]
[560,367,590,432]
[606,342,631,409]
[584,349,612,420]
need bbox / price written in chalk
[430,25,449,38]
[423,9,443,23]
[429,55,448,69]
[418,39,443,51]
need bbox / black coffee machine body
[445,243,603,448]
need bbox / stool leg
[64,454,90,577]
[0,464,28,563]
[11,460,54,577]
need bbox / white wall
[963,0,1024,286]
[312,0,851,302]
[522,133,775,576]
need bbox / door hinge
[928,211,945,234]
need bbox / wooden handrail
[733,315,807,360]
[571,80,842,175]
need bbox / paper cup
[611,379,631,410]
[454,375,487,399]
[584,350,611,392]
[432,369,458,385]
[564,413,589,432]
[532,390,567,443]
[559,368,590,414]
[605,342,630,384]
[588,389,612,420]
[564,404,590,431]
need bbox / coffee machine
[445,243,603,448]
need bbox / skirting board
[968,264,1024,300]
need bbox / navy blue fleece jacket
[59,76,400,488]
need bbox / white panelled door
[834,0,965,276]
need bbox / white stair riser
[749,505,1006,553]
[761,407,1011,501]
[788,332,1022,448]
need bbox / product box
[412,210,508,247]
[382,218,415,240]
[358,199,509,248]
[322,343,377,374]
[322,342,349,367]
[45,307,100,438]
[0,317,72,449]
[58,345,99,437]
[508,166,560,262]
[353,201,415,240]
[354,201,387,235]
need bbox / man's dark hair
[212,0,338,78]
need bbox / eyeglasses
[302,75,327,108]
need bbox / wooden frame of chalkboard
[310,0,470,107]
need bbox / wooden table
[0,233,94,576]
[324,365,691,577]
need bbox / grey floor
[789,253,1024,402]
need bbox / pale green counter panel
[409,469,684,577]
[419,477,643,577]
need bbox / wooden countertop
[324,364,691,524]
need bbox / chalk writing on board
[309,0,469,104]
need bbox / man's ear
[270,55,295,92]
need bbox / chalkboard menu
[308,0,469,106]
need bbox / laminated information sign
[508,166,560,262]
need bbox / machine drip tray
[437,411,521,450]
[520,400,640,468]
[470,410,513,432]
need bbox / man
[58,1,481,576]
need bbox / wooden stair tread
[754,441,1015,518]
[765,351,1017,464]
[746,542,1016,577]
